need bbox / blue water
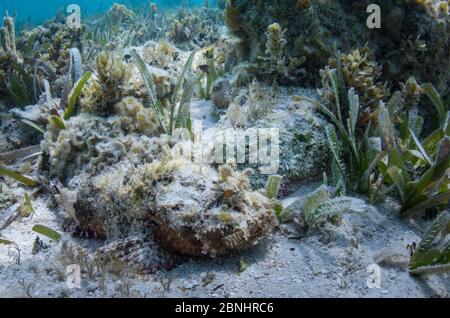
[0,0,213,26]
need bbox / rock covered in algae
[222,81,329,188]
[149,164,278,256]
[68,154,278,256]
[39,98,161,183]
[223,0,450,95]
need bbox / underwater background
[0,0,212,26]
[0,0,449,298]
